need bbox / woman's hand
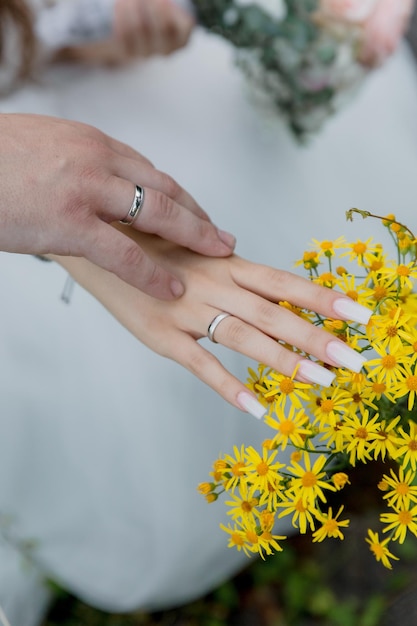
[0,113,235,300]
[53,0,194,65]
[50,229,372,418]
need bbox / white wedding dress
[2,8,417,626]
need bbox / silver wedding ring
[119,185,145,226]
[207,312,231,343]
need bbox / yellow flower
[391,363,417,411]
[311,236,346,259]
[367,307,414,353]
[394,421,417,471]
[370,416,401,461]
[378,261,417,291]
[312,506,350,542]
[340,238,379,266]
[332,472,350,490]
[380,504,417,543]
[311,387,351,428]
[277,495,317,534]
[314,271,339,288]
[221,445,248,492]
[319,419,346,452]
[225,483,259,524]
[365,344,409,388]
[366,530,399,569]
[219,522,252,557]
[287,452,335,505]
[265,404,312,451]
[246,364,271,405]
[244,446,285,493]
[342,409,382,466]
[262,371,311,409]
[381,466,417,509]
[197,482,215,496]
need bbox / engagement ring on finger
[207,312,231,343]
[119,184,145,226]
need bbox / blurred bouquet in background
[198,211,417,569]
[191,0,414,140]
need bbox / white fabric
[1,26,417,624]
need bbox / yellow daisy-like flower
[265,404,312,451]
[378,261,417,291]
[370,416,401,461]
[244,446,285,493]
[246,364,272,400]
[277,495,317,534]
[310,387,351,428]
[256,529,286,560]
[313,271,339,289]
[381,466,417,509]
[310,236,346,260]
[380,504,417,543]
[340,238,379,267]
[365,277,399,307]
[394,421,417,471]
[287,452,335,506]
[367,307,414,354]
[391,362,417,411]
[312,506,350,542]
[366,530,399,569]
[342,409,382,466]
[225,482,259,524]
[319,419,346,453]
[365,344,409,388]
[221,445,248,492]
[262,371,311,410]
[219,522,252,557]
[294,250,320,271]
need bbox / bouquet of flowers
[199,210,417,569]
[190,0,414,141]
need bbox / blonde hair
[0,0,36,78]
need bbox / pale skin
[0,113,235,300]
[48,227,370,414]
[53,0,195,64]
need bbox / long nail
[237,391,267,420]
[326,340,367,373]
[333,297,372,325]
[297,360,335,387]
[217,229,236,249]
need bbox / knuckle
[224,319,251,345]
[256,300,278,326]
[267,268,292,293]
[154,190,178,221]
[157,172,181,201]
[120,241,146,269]
[185,349,213,377]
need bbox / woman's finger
[232,257,372,324]
[202,312,336,386]
[165,332,267,419]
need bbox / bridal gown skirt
[1,28,417,625]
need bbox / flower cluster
[191,0,414,141]
[198,210,417,569]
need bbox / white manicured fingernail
[326,340,367,373]
[333,298,372,325]
[297,360,335,387]
[237,391,267,420]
